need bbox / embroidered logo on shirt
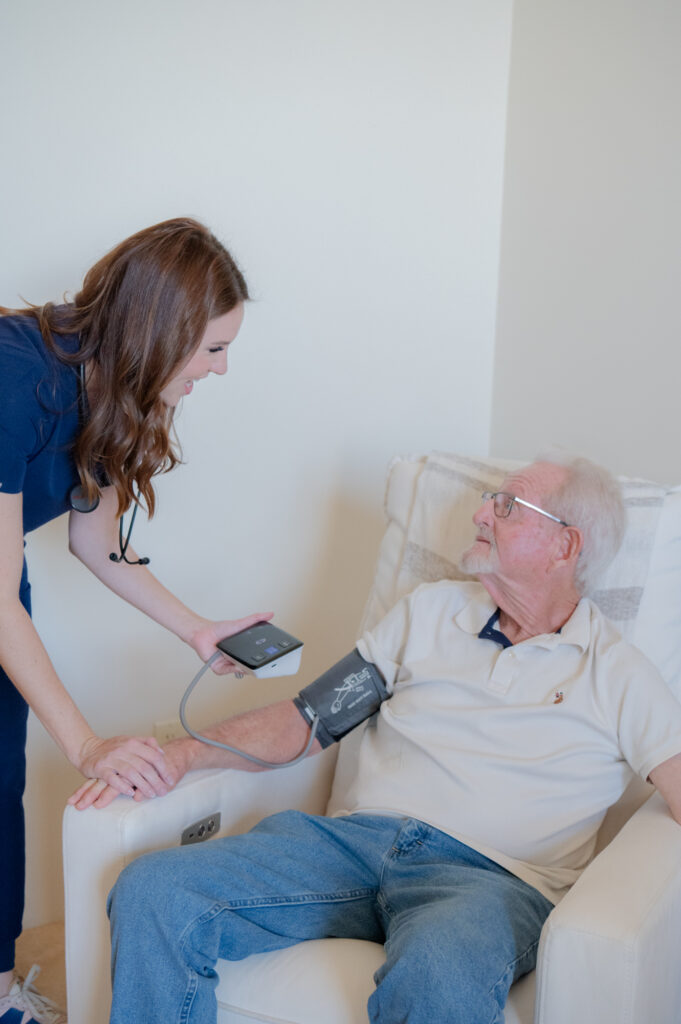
[553,691,564,704]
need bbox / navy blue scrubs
[0,312,80,971]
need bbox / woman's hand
[189,612,273,674]
[76,733,177,799]
[68,735,192,810]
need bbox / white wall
[0,2,512,925]
[491,0,681,483]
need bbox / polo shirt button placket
[488,651,515,695]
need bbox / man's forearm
[69,698,321,810]
[168,698,321,774]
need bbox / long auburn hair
[6,218,248,516]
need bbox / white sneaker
[0,964,67,1024]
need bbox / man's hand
[649,752,681,825]
[68,737,192,810]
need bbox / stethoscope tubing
[69,362,150,565]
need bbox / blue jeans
[108,811,553,1024]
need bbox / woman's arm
[0,491,174,798]
[68,486,271,669]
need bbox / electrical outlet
[153,718,185,743]
[181,812,221,846]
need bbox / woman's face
[160,304,245,407]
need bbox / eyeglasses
[481,491,570,527]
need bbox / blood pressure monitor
[180,622,387,770]
[216,622,303,678]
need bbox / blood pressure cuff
[293,649,389,748]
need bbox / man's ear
[556,525,583,569]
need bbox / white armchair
[63,452,681,1024]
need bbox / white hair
[534,450,626,596]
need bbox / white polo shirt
[341,580,681,904]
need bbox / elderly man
[89,455,681,1024]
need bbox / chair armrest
[535,792,681,1024]
[63,750,336,1024]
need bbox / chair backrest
[327,451,681,816]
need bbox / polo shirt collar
[454,585,497,636]
[454,584,591,652]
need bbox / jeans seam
[378,819,427,915]
[178,970,198,1024]
[225,887,376,910]
[487,935,540,1024]
[177,888,376,963]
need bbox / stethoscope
[69,364,150,566]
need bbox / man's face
[460,462,569,584]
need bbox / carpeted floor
[15,920,67,1014]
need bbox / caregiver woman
[0,218,269,1004]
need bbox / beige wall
[1,1,512,926]
[491,0,681,483]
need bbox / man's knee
[371,955,506,1024]
[108,849,174,924]
[371,926,516,1024]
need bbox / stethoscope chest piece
[69,484,100,514]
